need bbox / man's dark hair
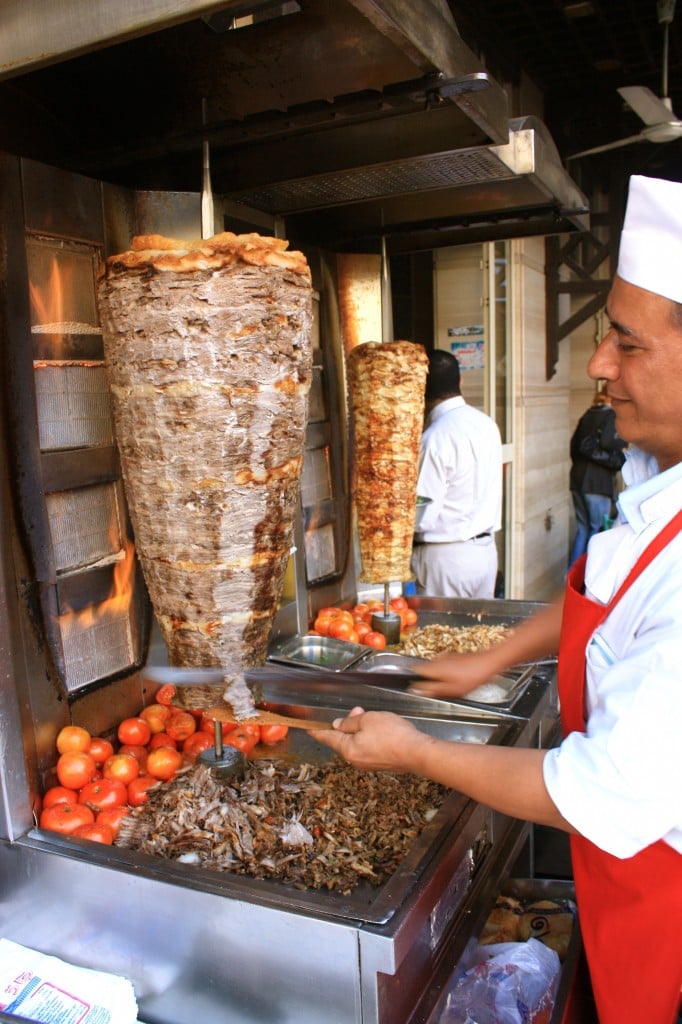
[425,349,461,402]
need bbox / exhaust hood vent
[240,115,589,251]
[228,146,514,214]
[0,0,588,250]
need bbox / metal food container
[356,650,539,711]
[268,633,368,671]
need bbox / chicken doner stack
[347,341,428,617]
[97,232,313,714]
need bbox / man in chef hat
[316,175,682,1024]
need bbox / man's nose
[588,331,618,380]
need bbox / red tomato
[96,805,129,837]
[355,621,372,640]
[313,616,331,636]
[40,802,94,835]
[259,724,289,745]
[42,785,78,809]
[140,703,172,734]
[403,608,418,627]
[56,750,97,790]
[118,716,152,747]
[329,619,355,641]
[72,822,114,845]
[87,737,115,765]
[363,630,387,650]
[166,711,196,742]
[146,746,183,781]
[149,731,178,750]
[78,778,128,811]
[154,684,176,706]
[352,603,369,617]
[365,599,384,612]
[56,725,92,755]
[103,752,140,786]
[118,743,148,769]
[127,775,159,807]
[182,732,215,763]
[389,596,408,612]
[225,725,260,755]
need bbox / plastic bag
[440,938,561,1024]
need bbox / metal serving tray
[268,633,368,671]
[31,671,524,930]
[355,650,539,712]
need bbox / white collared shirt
[414,396,502,543]
[543,448,682,858]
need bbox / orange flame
[29,254,70,327]
[59,536,136,634]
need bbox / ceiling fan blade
[618,85,676,125]
[567,134,645,160]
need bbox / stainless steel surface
[0,1,590,248]
[401,594,551,625]
[268,634,369,671]
[0,0,508,186]
[0,669,527,1024]
[234,115,589,250]
[357,651,539,711]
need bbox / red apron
[559,509,682,1024]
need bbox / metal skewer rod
[201,97,214,240]
[213,718,224,758]
[384,581,391,616]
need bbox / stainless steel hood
[257,115,590,251]
[0,0,588,249]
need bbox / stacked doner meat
[97,232,313,712]
[347,341,428,582]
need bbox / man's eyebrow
[605,310,636,337]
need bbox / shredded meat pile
[116,760,446,895]
[397,623,511,659]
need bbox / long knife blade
[141,663,424,688]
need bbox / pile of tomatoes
[310,596,418,650]
[39,685,288,846]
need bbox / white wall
[510,237,571,601]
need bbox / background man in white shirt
[317,175,682,1024]
[411,349,502,598]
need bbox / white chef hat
[617,175,682,303]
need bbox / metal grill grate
[33,361,114,451]
[229,147,512,214]
[58,609,134,692]
[46,483,123,573]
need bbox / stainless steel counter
[1,673,530,1024]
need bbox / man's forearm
[411,736,575,833]
[481,594,564,673]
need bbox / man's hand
[314,707,429,773]
[408,649,504,698]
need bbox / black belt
[471,532,491,540]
